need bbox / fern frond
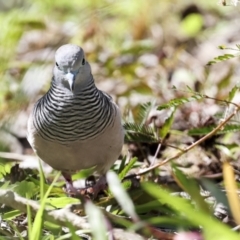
[188,124,240,136]
[136,101,155,125]
[228,84,240,102]
[123,122,158,143]
[207,54,236,66]
[157,94,204,110]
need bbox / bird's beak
[65,72,75,92]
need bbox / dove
[27,44,124,195]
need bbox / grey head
[53,44,92,92]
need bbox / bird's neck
[51,75,97,95]
[74,74,95,92]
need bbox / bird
[27,44,124,196]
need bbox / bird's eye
[56,62,59,67]
[82,58,85,65]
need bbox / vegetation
[1,0,240,239]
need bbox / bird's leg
[62,172,90,203]
[62,171,78,195]
[62,172,108,198]
[92,175,108,198]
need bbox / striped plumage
[27,44,124,194]
[32,80,116,142]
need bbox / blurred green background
[0,0,240,157]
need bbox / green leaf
[199,179,230,214]
[118,157,137,180]
[188,124,240,136]
[0,180,10,189]
[142,182,240,240]
[85,201,107,240]
[44,221,62,234]
[218,45,226,49]
[2,210,21,220]
[72,166,96,180]
[39,160,46,201]
[172,164,210,214]
[12,180,37,198]
[42,235,55,240]
[31,162,61,240]
[181,13,203,37]
[217,67,234,90]
[0,162,12,179]
[45,197,79,209]
[117,155,127,174]
[107,171,138,221]
[147,216,193,228]
[159,107,175,139]
[135,200,167,214]
[26,192,33,240]
[122,179,132,190]
[228,84,240,101]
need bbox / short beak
[65,72,75,92]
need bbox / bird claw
[63,171,108,199]
[64,177,107,199]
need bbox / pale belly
[29,116,124,174]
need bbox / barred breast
[27,78,123,174]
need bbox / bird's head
[53,44,92,92]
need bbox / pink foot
[62,171,79,196]
[92,175,108,198]
[62,172,108,198]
